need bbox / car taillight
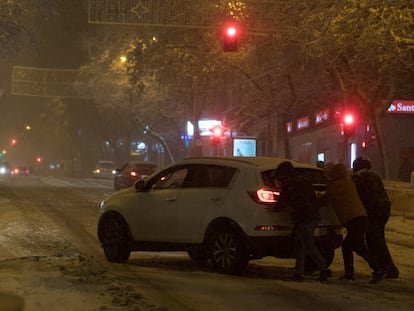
[130,171,138,177]
[249,187,280,204]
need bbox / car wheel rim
[213,233,237,269]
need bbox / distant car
[113,161,158,190]
[0,161,11,175]
[97,157,343,275]
[11,167,31,176]
[93,161,115,179]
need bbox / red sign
[296,116,310,130]
[388,100,414,114]
[315,109,329,124]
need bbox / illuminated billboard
[233,137,256,157]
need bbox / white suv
[97,157,342,274]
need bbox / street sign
[387,100,414,114]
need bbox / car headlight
[99,200,106,209]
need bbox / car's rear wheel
[208,226,248,274]
[99,215,131,263]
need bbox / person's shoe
[339,273,355,281]
[289,273,305,281]
[318,269,332,282]
[369,270,386,284]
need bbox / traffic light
[36,156,42,163]
[210,125,225,137]
[209,125,227,143]
[341,112,356,137]
[222,23,239,52]
[10,138,17,145]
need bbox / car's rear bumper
[246,228,343,259]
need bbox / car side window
[206,165,236,187]
[153,168,188,189]
[182,164,236,188]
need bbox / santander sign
[387,100,414,114]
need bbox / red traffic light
[209,125,227,144]
[343,113,355,125]
[36,156,42,163]
[225,26,237,38]
[209,125,226,137]
[222,23,239,52]
[10,138,17,145]
[341,112,357,136]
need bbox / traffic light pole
[342,134,350,167]
[211,139,220,156]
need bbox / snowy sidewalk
[386,215,414,250]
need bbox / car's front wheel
[99,214,131,263]
[208,226,248,274]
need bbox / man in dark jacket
[270,161,331,282]
[352,157,399,279]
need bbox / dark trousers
[366,217,398,274]
[294,220,326,274]
[342,216,378,275]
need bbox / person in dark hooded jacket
[269,161,331,282]
[323,163,383,283]
[352,157,399,279]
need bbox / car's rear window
[261,167,328,187]
[296,168,328,184]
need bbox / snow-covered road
[0,176,413,311]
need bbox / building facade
[276,100,414,180]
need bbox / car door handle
[165,197,177,202]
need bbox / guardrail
[385,181,414,221]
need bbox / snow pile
[0,249,168,311]
[0,192,167,311]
